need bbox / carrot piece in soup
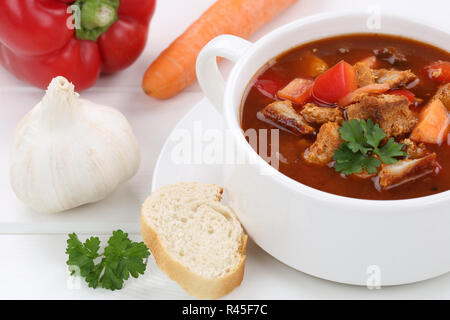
[277,78,313,105]
[410,99,449,144]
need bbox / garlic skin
[10,77,141,213]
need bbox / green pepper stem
[73,0,119,42]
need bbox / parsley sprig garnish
[66,230,150,290]
[333,119,406,175]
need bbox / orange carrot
[410,99,449,144]
[142,0,298,99]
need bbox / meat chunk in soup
[304,122,342,165]
[337,83,390,106]
[373,69,416,88]
[259,100,315,135]
[354,61,376,87]
[401,138,427,159]
[378,153,438,189]
[353,59,416,90]
[373,47,407,66]
[300,103,344,125]
[346,94,418,137]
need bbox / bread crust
[140,183,247,299]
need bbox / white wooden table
[1,0,449,299]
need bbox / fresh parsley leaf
[333,119,405,175]
[66,230,150,291]
[85,262,104,288]
[66,233,100,278]
[333,142,381,174]
[334,143,365,174]
[374,137,407,164]
[362,119,386,149]
[360,156,382,174]
[101,230,150,290]
[339,119,372,155]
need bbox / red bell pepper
[0,0,156,90]
[388,89,416,104]
[312,60,357,105]
[254,69,288,100]
[425,61,450,84]
[254,78,284,100]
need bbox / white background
[1,0,450,299]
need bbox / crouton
[346,94,418,137]
[373,69,416,88]
[259,100,315,135]
[354,62,376,87]
[378,153,438,189]
[432,83,450,110]
[300,103,344,125]
[304,122,342,165]
[401,138,427,159]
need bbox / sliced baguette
[140,182,247,299]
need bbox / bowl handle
[196,35,253,113]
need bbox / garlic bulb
[10,76,141,213]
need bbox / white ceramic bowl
[196,11,450,286]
